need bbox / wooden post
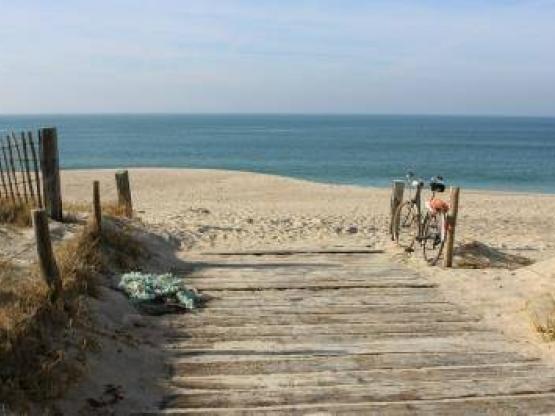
[389,180,405,240]
[1,143,16,203]
[32,209,61,301]
[115,170,133,218]
[21,132,37,207]
[443,187,460,268]
[92,180,101,234]
[12,132,29,203]
[0,144,8,200]
[39,128,62,221]
[28,132,43,208]
[6,135,22,204]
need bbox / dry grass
[0,217,146,412]
[0,199,33,227]
[526,293,555,341]
[64,200,130,223]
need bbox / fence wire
[0,131,43,208]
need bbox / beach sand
[61,168,555,257]
[4,167,555,413]
[60,168,555,360]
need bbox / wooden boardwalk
[144,250,555,415]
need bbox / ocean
[1,114,554,192]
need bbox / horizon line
[1,112,555,119]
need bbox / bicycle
[393,173,449,265]
[392,172,423,249]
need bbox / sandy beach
[60,168,555,360]
[61,168,555,257]
[4,167,555,413]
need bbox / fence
[0,131,43,208]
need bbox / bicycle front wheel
[422,211,446,265]
[393,201,418,250]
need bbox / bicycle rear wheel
[422,211,446,265]
[393,201,418,250]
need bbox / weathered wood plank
[171,351,535,375]
[169,311,480,328]
[170,362,544,390]
[135,392,555,415]
[161,375,555,408]
[201,249,385,256]
[163,322,486,340]
[190,281,436,291]
[164,335,518,355]
[193,303,465,315]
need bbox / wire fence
[0,131,43,208]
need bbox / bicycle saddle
[430,176,446,192]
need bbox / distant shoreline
[61,167,555,197]
[4,114,554,194]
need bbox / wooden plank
[12,132,28,203]
[21,132,36,205]
[171,351,534,376]
[166,331,493,346]
[170,362,544,390]
[200,286,442,299]
[168,311,480,327]
[164,332,511,353]
[190,281,436,291]
[135,392,555,415]
[1,138,16,203]
[6,134,22,204]
[28,131,43,208]
[186,274,427,284]
[164,322,485,339]
[202,249,384,256]
[0,141,9,199]
[195,303,463,314]
[164,335,517,355]
[161,376,555,409]
[187,268,421,280]
[202,297,450,308]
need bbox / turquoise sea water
[1,114,554,192]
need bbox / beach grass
[0,216,145,411]
[0,199,33,227]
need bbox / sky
[0,0,554,116]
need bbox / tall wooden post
[389,180,405,240]
[115,170,133,218]
[39,128,62,221]
[92,180,102,234]
[443,187,460,268]
[32,209,61,301]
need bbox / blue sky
[0,0,554,115]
